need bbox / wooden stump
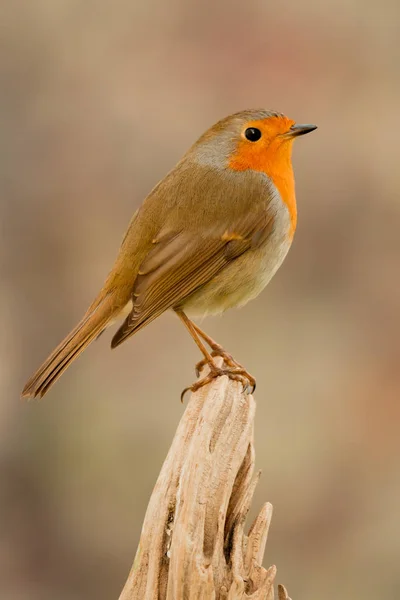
[119,364,293,600]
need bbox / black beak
[284,124,317,138]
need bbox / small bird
[22,109,316,400]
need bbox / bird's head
[190,109,317,238]
[192,109,317,173]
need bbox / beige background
[1,0,400,598]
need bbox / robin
[22,109,316,400]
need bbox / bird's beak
[283,124,318,139]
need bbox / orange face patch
[229,117,297,238]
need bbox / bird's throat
[268,165,297,239]
[229,140,297,239]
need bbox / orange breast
[229,121,297,239]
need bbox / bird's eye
[244,127,262,142]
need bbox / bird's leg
[175,310,216,370]
[175,310,256,401]
[190,321,245,374]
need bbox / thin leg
[175,309,256,401]
[191,321,227,353]
[175,310,216,367]
[190,321,244,371]
[190,321,255,395]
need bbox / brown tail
[22,293,118,400]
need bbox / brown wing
[111,211,274,348]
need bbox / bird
[22,109,316,401]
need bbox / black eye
[244,127,262,142]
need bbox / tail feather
[22,294,117,400]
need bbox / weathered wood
[119,363,293,599]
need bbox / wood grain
[119,363,293,599]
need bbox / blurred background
[1,0,400,598]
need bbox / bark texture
[119,364,293,599]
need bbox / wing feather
[111,210,274,348]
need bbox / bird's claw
[195,350,241,377]
[182,364,256,402]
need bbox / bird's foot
[195,347,245,377]
[181,363,256,402]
